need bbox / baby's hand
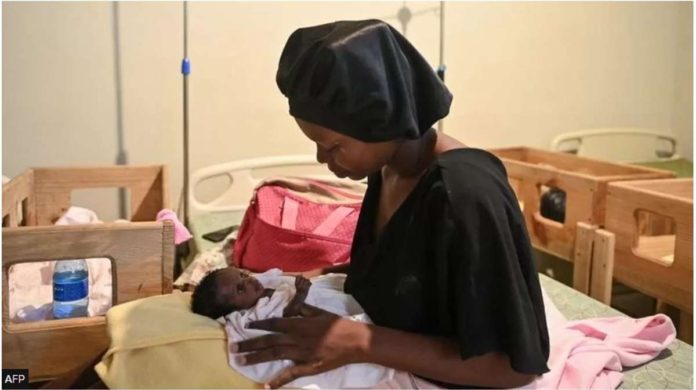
[283,276,311,317]
[295,275,312,294]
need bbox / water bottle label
[53,278,88,302]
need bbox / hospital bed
[550,127,680,163]
[186,155,356,256]
[2,166,175,382]
[551,127,693,178]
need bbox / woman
[234,19,549,389]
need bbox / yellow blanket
[94,291,260,389]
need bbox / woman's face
[296,118,399,181]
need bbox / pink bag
[233,177,365,272]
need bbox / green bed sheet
[188,210,245,255]
[635,158,693,178]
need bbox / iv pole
[437,1,445,133]
[113,3,128,218]
[174,1,192,279]
[394,1,446,132]
[181,1,191,227]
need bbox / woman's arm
[366,322,536,388]
[236,311,536,389]
[320,262,350,274]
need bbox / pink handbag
[233,177,365,272]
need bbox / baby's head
[191,267,266,319]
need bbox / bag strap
[313,206,355,236]
[257,176,365,203]
[302,179,365,200]
[281,197,300,230]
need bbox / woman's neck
[385,128,438,178]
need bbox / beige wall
[444,2,693,157]
[3,2,692,219]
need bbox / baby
[190,267,398,389]
[191,267,312,319]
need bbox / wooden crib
[593,178,693,343]
[488,147,674,294]
[2,165,175,382]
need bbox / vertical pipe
[437,1,446,133]
[182,1,190,226]
[439,1,444,69]
[113,2,128,218]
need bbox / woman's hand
[233,304,370,388]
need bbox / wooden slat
[161,218,175,293]
[572,222,597,294]
[679,312,693,344]
[3,319,108,382]
[2,221,174,380]
[590,229,615,305]
[2,170,37,227]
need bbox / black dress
[344,148,550,385]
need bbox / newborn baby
[191,267,397,389]
[191,267,312,319]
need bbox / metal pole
[439,1,444,70]
[182,1,190,226]
[437,0,445,133]
[113,2,128,219]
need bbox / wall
[3,2,692,219]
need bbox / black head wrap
[277,19,453,143]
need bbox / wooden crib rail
[31,165,169,224]
[604,180,693,313]
[489,147,673,262]
[2,221,174,381]
[2,170,36,227]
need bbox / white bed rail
[550,128,678,162]
[189,155,343,214]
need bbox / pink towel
[536,313,676,389]
[373,289,676,390]
[156,209,192,245]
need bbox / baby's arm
[283,276,311,317]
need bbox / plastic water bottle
[52,259,89,319]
